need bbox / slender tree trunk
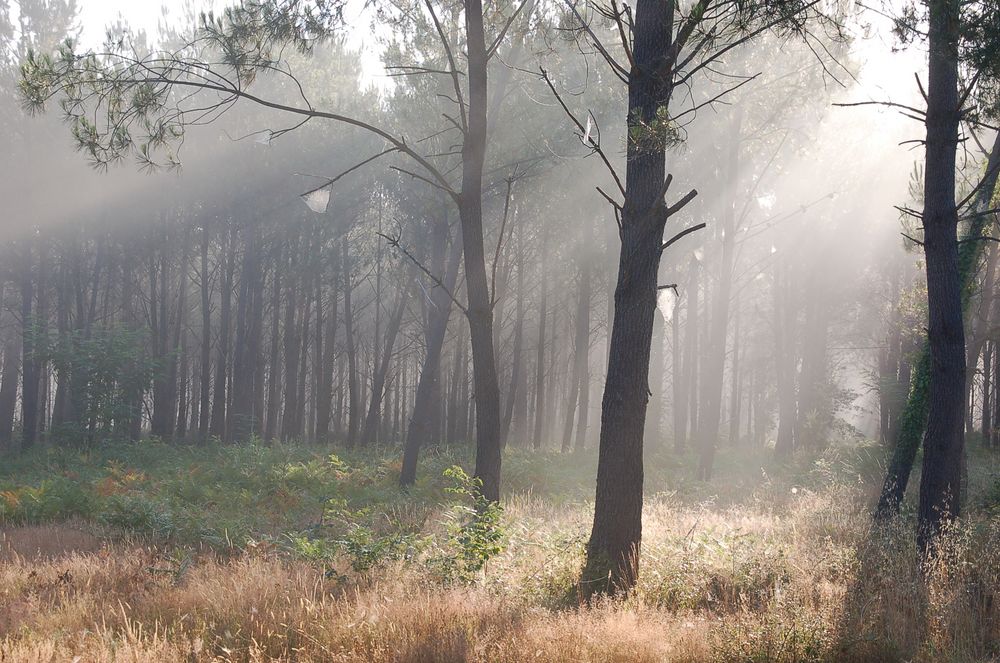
[460,0,503,501]
[728,305,742,446]
[362,281,409,448]
[533,255,548,449]
[210,227,233,440]
[501,226,525,448]
[0,333,19,448]
[281,254,301,441]
[983,340,993,445]
[343,237,360,448]
[265,252,282,442]
[673,260,693,452]
[774,262,796,458]
[316,244,339,443]
[198,223,212,442]
[400,218,461,486]
[563,262,592,451]
[697,115,740,479]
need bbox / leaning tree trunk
[916,0,964,552]
[875,117,1000,521]
[400,219,461,486]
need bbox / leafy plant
[430,466,507,583]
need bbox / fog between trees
[2,0,999,598]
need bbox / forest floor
[0,439,999,662]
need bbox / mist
[1,0,999,660]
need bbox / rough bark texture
[917,0,964,551]
[462,0,503,502]
[583,0,673,596]
[875,110,1000,521]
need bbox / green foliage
[429,466,507,583]
[32,326,159,446]
[0,476,95,523]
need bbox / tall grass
[0,440,998,661]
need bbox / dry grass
[1,470,999,663]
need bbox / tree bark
[460,0,503,501]
[583,0,675,596]
[917,0,964,551]
[400,218,461,486]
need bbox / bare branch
[377,232,468,315]
[661,221,707,252]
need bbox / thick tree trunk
[917,0,964,551]
[875,64,1000,523]
[584,0,674,596]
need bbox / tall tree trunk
[362,281,409,448]
[0,333,19,448]
[460,0,503,501]
[983,340,993,445]
[563,262,592,451]
[501,225,526,448]
[584,0,678,595]
[575,261,593,451]
[875,63,1000,523]
[210,227,233,440]
[400,218,461,486]
[265,252,282,442]
[198,223,212,442]
[697,114,740,479]
[20,243,39,450]
[281,254,301,442]
[774,262,797,458]
[316,244,339,443]
[917,0,964,550]
[533,255,548,449]
[343,237,360,448]
[673,260,693,452]
[727,305,742,446]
